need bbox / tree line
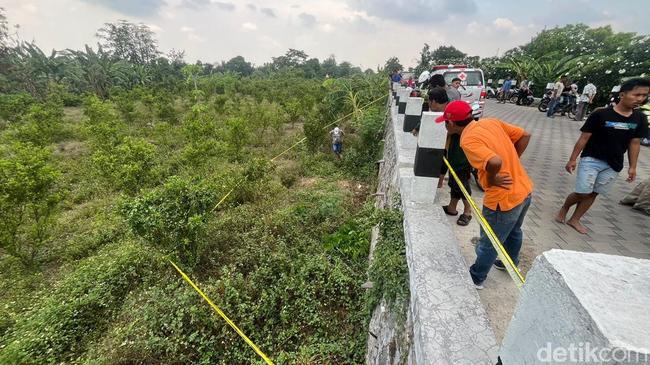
[0,11,370,101]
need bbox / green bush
[91,136,157,194]
[0,142,61,267]
[119,176,218,265]
[0,93,35,123]
[366,207,409,315]
[224,116,250,161]
[0,241,164,365]
[109,88,138,124]
[323,204,375,261]
[82,96,123,151]
[7,102,65,146]
[81,245,367,364]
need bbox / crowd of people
[393,67,650,289]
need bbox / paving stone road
[434,99,650,342]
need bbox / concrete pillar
[397,88,411,114]
[392,82,400,99]
[413,112,446,178]
[403,97,423,132]
[394,86,404,107]
[500,249,650,364]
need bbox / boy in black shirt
[555,78,650,234]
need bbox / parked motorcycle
[538,91,577,119]
[486,86,497,99]
[511,88,534,106]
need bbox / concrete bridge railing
[368,85,650,365]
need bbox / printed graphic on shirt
[604,121,638,130]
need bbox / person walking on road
[438,101,533,289]
[555,78,650,234]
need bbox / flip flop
[442,205,458,216]
[457,214,472,226]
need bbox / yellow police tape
[169,260,275,365]
[443,157,526,289]
[209,94,388,213]
[173,93,389,362]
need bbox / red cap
[435,100,473,123]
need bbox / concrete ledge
[501,250,650,364]
[390,94,499,364]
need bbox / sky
[2,0,648,70]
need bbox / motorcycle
[538,91,577,119]
[486,86,497,99]
[511,88,534,106]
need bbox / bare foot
[554,208,567,223]
[566,220,588,234]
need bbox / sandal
[457,214,472,226]
[442,205,458,216]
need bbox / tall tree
[383,57,402,73]
[96,20,160,65]
[414,43,432,75]
[271,48,308,69]
[222,55,254,76]
[430,45,466,65]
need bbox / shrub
[91,136,157,194]
[0,241,164,364]
[0,142,61,267]
[224,116,250,161]
[323,204,375,261]
[82,96,123,151]
[0,93,35,123]
[109,88,138,124]
[119,176,218,265]
[154,92,178,123]
[8,101,65,146]
[366,207,409,315]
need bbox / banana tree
[65,45,130,98]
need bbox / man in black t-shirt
[555,78,650,234]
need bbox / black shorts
[449,168,472,200]
[440,149,448,175]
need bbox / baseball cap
[435,100,473,123]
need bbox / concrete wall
[501,249,650,364]
[367,94,499,365]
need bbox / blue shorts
[575,157,618,194]
[332,142,342,153]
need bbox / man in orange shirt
[437,101,533,289]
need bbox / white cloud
[493,17,520,33]
[180,26,194,32]
[242,22,258,31]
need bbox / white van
[431,65,487,119]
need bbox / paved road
[434,99,650,342]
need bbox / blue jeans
[332,142,342,154]
[469,195,532,284]
[546,98,558,116]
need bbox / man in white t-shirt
[575,81,597,121]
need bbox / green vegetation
[0,13,397,364]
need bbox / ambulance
[431,64,487,119]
